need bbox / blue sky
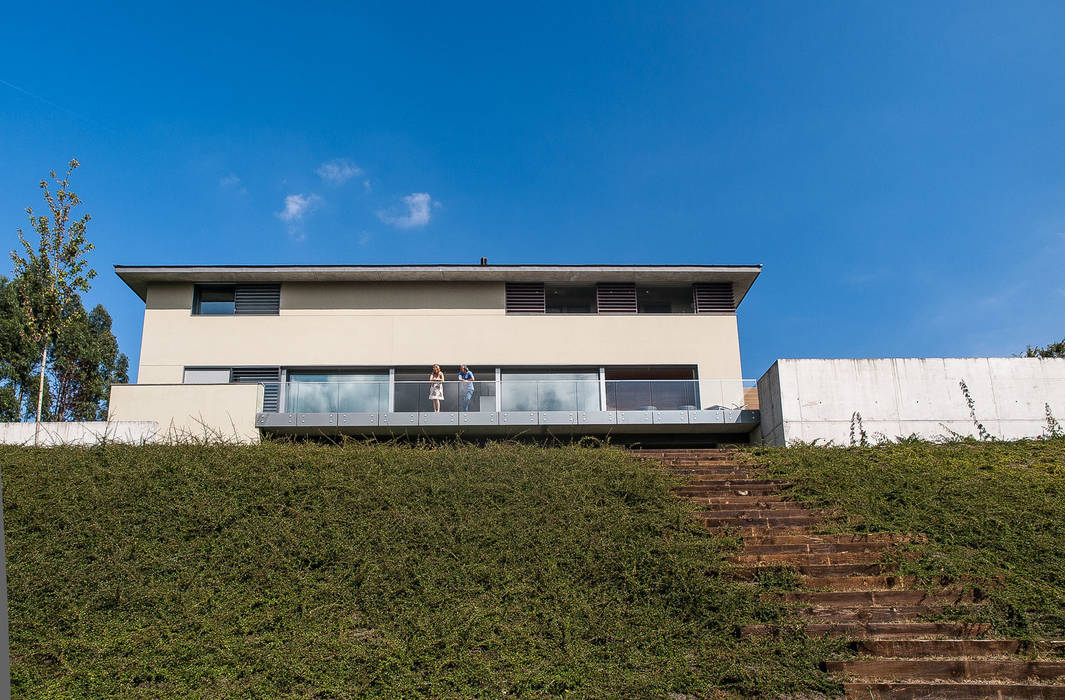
[2,1,1063,380]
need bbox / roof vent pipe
[480,257,487,265]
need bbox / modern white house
[107,264,763,442]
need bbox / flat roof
[114,264,762,305]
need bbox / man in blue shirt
[458,364,475,412]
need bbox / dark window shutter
[234,284,281,315]
[505,283,545,313]
[596,283,637,313]
[693,283,734,313]
[232,367,281,412]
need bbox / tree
[9,160,96,442]
[49,301,129,421]
[0,276,38,420]
[1024,338,1065,359]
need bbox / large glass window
[500,369,600,412]
[636,286,694,314]
[193,286,236,315]
[393,367,495,412]
[284,372,389,413]
[605,366,698,410]
[545,285,596,313]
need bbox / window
[193,286,236,315]
[183,368,231,384]
[393,366,495,412]
[285,371,389,413]
[545,285,596,313]
[500,368,600,412]
[605,366,698,410]
[193,284,281,315]
[636,286,694,314]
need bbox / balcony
[255,379,760,435]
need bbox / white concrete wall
[757,358,1065,445]
[108,383,263,443]
[0,421,160,446]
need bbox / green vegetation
[3,442,842,699]
[751,438,1065,639]
[4,159,128,425]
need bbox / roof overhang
[114,264,762,306]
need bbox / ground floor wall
[0,421,160,446]
[108,383,263,443]
[757,357,1065,445]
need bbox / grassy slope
[751,439,1065,639]
[2,442,841,699]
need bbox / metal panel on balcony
[578,411,616,425]
[538,411,577,425]
[652,410,689,425]
[257,412,297,427]
[297,413,336,427]
[722,409,743,423]
[460,412,498,426]
[501,411,537,425]
[420,412,459,426]
[616,411,653,425]
[688,410,726,424]
[338,412,379,427]
[382,412,418,426]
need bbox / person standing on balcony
[458,364,476,412]
[429,364,445,412]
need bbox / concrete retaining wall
[0,421,160,446]
[757,358,1065,445]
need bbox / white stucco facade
[107,265,760,437]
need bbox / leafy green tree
[49,301,129,421]
[9,160,96,441]
[0,275,39,419]
[1024,338,1065,358]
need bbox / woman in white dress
[428,364,445,412]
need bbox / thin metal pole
[0,464,11,699]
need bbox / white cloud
[378,192,435,229]
[277,193,322,223]
[316,158,363,185]
[219,173,247,194]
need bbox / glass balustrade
[261,378,758,414]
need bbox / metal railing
[263,379,758,414]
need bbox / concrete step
[701,507,819,519]
[776,589,976,607]
[675,480,787,495]
[852,639,1036,658]
[803,605,951,622]
[741,622,992,639]
[700,496,792,506]
[680,483,788,495]
[703,515,824,529]
[733,562,896,578]
[827,659,1065,682]
[842,682,1065,699]
[675,473,763,482]
[801,575,918,591]
[741,541,898,555]
[730,550,889,566]
[743,533,920,546]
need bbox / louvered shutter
[596,283,637,314]
[693,283,734,313]
[232,367,282,412]
[234,284,281,315]
[505,283,545,313]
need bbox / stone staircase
[634,448,1065,700]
